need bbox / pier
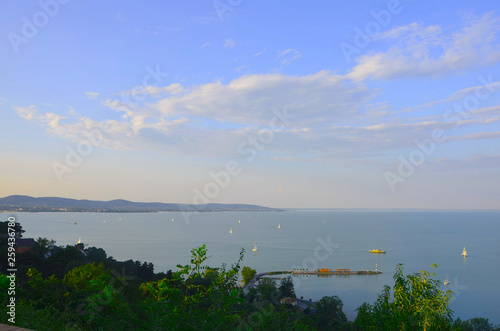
[244,268,381,294]
[291,268,382,276]
[255,268,382,280]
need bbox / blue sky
[1,0,500,209]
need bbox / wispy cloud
[224,39,235,49]
[15,70,500,161]
[85,91,100,100]
[254,49,266,57]
[348,13,500,81]
[120,83,184,96]
[235,65,249,71]
[200,41,210,49]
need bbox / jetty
[292,268,381,276]
[255,268,381,279]
[243,268,381,294]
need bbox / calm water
[10,210,500,323]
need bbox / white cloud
[85,91,100,100]
[235,65,249,71]
[254,49,266,57]
[14,105,37,120]
[224,39,235,49]
[200,41,210,49]
[348,13,500,81]
[14,70,500,161]
[121,83,184,96]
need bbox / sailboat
[252,243,257,252]
[239,220,241,223]
[77,237,82,244]
[444,274,450,285]
[278,224,280,229]
[462,247,468,257]
[172,218,174,222]
[230,228,232,234]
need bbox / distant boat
[444,274,450,285]
[77,237,81,244]
[369,249,386,254]
[230,228,232,234]
[278,224,280,229]
[462,247,468,257]
[172,218,174,222]
[239,220,241,223]
[73,222,77,225]
[252,243,257,252]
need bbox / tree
[453,317,500,331]
[315,295,347,329]
[139,244,246,329]
[355,263,454,330]
[32,237,56,259]
[278,276,295,299]
[257,277,279,304]
[241,266,256,285]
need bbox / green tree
[278,276,295,299]
[242,266,257,285]
[257,277,280,304]
[32,237,56,259]
[140,244,246,329]
[355,263,454,330]
[453,317,500,331]
[315,295,347,329]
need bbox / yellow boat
[369,249,386,253]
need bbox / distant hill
[0,195,282,213]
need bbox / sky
[1,0,500,209]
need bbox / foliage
[453,317,500,331]
[355,263,454,330]
[257,277,280,303]
[140,244,247,329]
[278,276,296,299]
[242,266,257,285]
[315,295,347,329]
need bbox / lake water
[9,209,500,323]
